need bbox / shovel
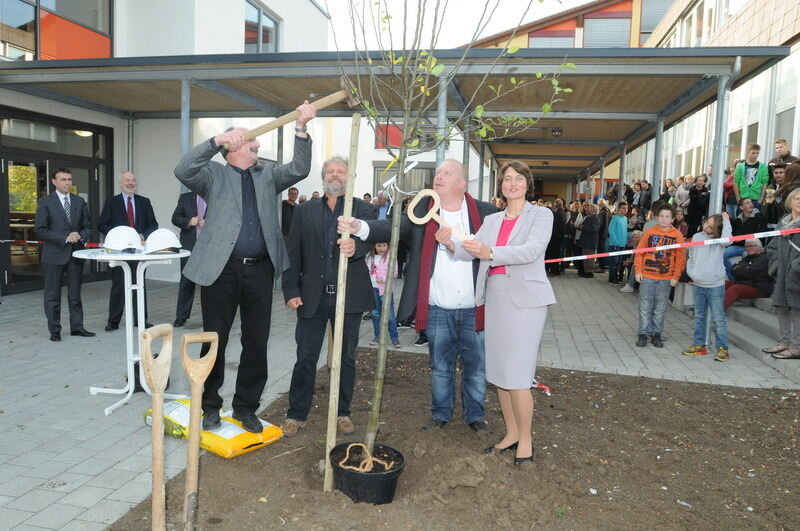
[223,76,361,149]
[179,332,218,531]
[140,324,174,531]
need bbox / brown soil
[114,348,800,530]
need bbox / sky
[324,0,596,50]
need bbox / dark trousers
[287,293,361,421]
[108,263,148,326]
[43,260,84,334]
[175,256,196,322]
[200,258,274,414]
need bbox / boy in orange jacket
[634,204,686,348]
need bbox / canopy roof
[0,47,788,181]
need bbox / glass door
[1,155,105,295]
[1,155,49,293]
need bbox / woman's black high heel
[484,442,518,455]
[513,451,534,466]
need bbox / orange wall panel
[39,10,111,60]
[540,19,577,32]
[594,0,633,14]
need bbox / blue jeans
[371,288,399,343]
[692,285,728,349]
[723,245,745,281]
[426,305,486,423]
[638,277,672,336]
[725,203,738,219]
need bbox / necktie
[196,195,207,235]
[126,196,135,228]
[63,196,71,226]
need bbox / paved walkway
[0,271,796,530]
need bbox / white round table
[74,249,190,415]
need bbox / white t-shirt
[428,199,475,309]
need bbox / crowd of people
[35,101,800,463]
[534,138,800,362]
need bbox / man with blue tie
[34,168,94,341]
[98,171,158,331]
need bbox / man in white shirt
[339,159,497,431]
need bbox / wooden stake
[140,324,174,531]
[323,113,361,492]
[179,332,218,531]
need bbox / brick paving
[0,270,796,529]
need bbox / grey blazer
[455,202,556,308]
[174,137,312,286]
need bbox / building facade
[0,0,331,293]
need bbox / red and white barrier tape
[5,227,800,264]
[0,239,102,248]
[543,227,800,264]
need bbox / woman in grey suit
[439,161,555,465]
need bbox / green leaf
[510,77,517,85]
[535,72,543,79]
[507,45,520,54]
[474,105,484,118]
[551,78,559,86]
[431,64,445,75]
[562,87,573,93]
[476,126,487,138]
[541,102,552,113]
[409,137,420,147]
[563,62,577,70]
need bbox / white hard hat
[142,228,181,254]
[104,226,143,252]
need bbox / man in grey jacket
[174,101,316,432]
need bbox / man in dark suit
[174,100,316,434]
[280,157,376,437]
[281,186,298,238]
[34,167,95,341]
[339,159,497,432]
[98,171,158,331]
[171,191,205,327]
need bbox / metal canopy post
[436,74,448,166]
[598,157,605,200]
[127,117,134,171]
[653,119,664,194]
[478,143,486,200]
[709,57,740,217]
[618,143,627,191]
[180,79,191,155]
[180,79,191,193]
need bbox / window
[774,108,795,151]
[682,149,693,175]
[583,18,630,48]
[244,0,279,53]
[529,36,573,48]
[719,0,746,25]
[40,0,109,33]
[0,0,35,60]
[640,0,671,45]
[373,165,434,194]
[727,129,742,169]
[746,122,759,150]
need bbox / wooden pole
[180,332,219,531]
[140,324,174,531]
[323,113,361,492]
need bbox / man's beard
[323,180,344,196]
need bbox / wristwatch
[295,126,308,133]
[488,249,494,261]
